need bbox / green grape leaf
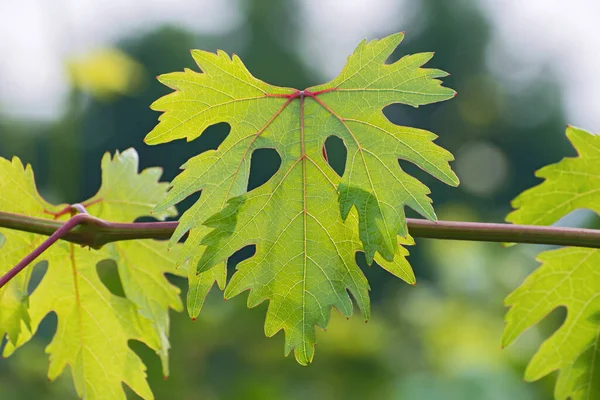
[145,32,457,364]
[504,126,600,399]
[0,149,184,400]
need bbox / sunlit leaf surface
[146,32,457,364]
[505,126,600,399]
[0,149,183,399]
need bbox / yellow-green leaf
[505,126,600,399]
[0,149,184,399]
[146,32,455,364]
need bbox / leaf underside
[146,32,457,365]
[0,149,184,400]
[505,126,600,399]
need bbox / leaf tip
[500,332,515,350]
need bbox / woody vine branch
[1,208,599,290]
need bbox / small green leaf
[508,126,600,225]
[505,126,600,399]
[0,149,184,399]
[146,32,455,364]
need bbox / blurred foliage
[0,0,582,398]
[68,48,145,100]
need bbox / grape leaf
[0,149,184,400]
[504,126,600,399]
[145,32,457,364]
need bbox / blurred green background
[1,0,599,398]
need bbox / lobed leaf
[505,126,600,399]
[146,32,456,364]
[0,149,184,399]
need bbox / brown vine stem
[0,210,599,289]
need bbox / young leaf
[505,126,600,399]
[146,32,456,364]
[0,149,183,400]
